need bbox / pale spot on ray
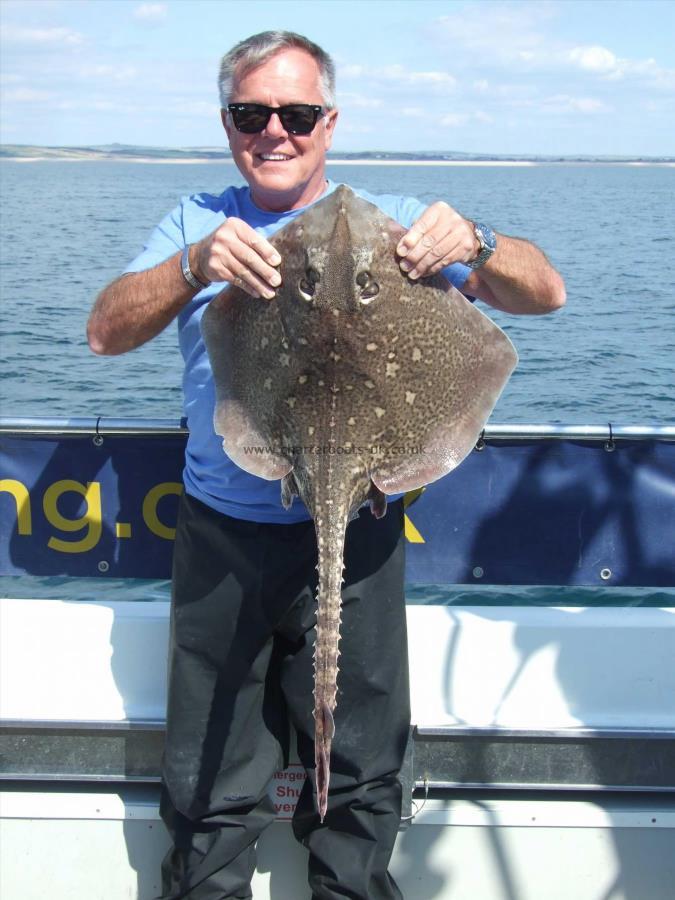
[412,347,422,361]
[364,379,375,389]
[386,362,400,377]
[308,426,315,436]
[298,374,308,384]
[286,397,297,409]
[366,343,378,351]
[261,336,269,348]
[347,417,356,426]
[405,391,416,404]
[279,353,290,366]
[374,407,385,418]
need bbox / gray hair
[218,31,336,109]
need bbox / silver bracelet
[181,245,208,291]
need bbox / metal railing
[1,417,674,441]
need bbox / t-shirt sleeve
[123,201,185,274]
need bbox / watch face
[475,223,497,252]
[468,223,496,268]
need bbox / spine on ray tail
[311,488,350,823]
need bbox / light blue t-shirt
[125,179,471,523]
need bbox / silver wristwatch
[181,245,208,291]
[467,222,497,269]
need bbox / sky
[1,0,674,156]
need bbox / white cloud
[615,57,675,90]
[494,83,539,99]
[3,87,54,103]
[339,62,456,96]
[90,100,119,112]
[167,100,220,119]
[570,97,607,113]
[432,6,675,96]
[2,24,84,45]
[337,121,375,134]
[542,94,610,114]
[407,71,457,88]
[567,44,675,90]
[439,111,493,127]
[439,113,466,127]
[434,1,554,62]
[338,92,382,109]
[132,3,168,23]
[569,45,617,73]
[339,64,364,79]
[79,64,139,83]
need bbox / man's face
[222,48,338,212]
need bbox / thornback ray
[202,185,518,822]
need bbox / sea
[0,159,673,604]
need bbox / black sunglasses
[227,103,325,135]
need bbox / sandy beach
[4,156,674,166]
[1,156,540,165]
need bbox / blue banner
[1,429,673,586]
[0,433,184,579]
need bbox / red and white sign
[268,764,307,820]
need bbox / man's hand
[191,218,282,299]
[396,202,479,280]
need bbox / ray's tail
[312,499,349,822]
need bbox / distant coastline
[2,144,674,166]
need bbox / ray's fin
[281,472,298,509]
[367,482,388,519]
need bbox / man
[88,30,565,900]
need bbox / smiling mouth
[258,153,293,162]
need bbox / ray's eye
[298,267,320,301]
[299,279,314,299]
[357,271,379,303]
